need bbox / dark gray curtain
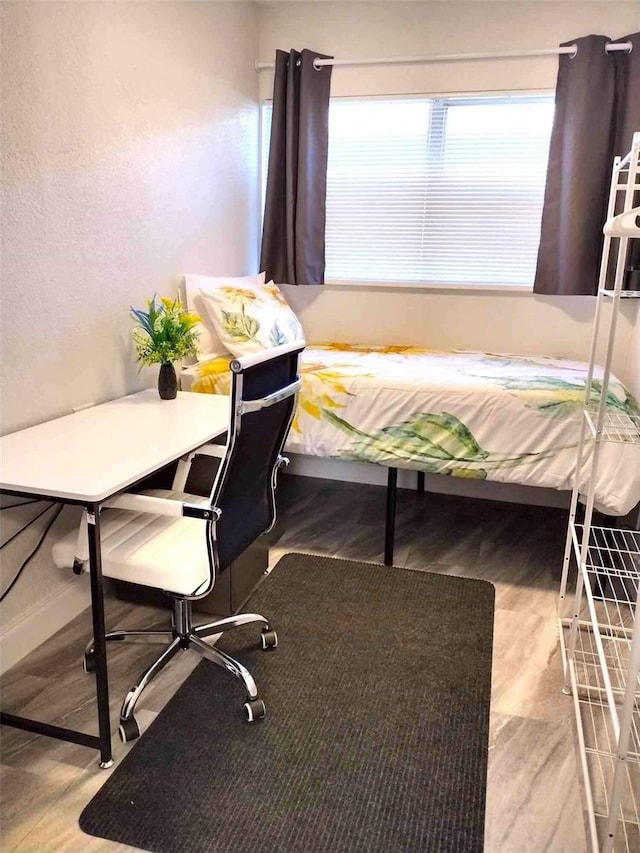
[613,33,640,286]
[534,33,640,296]
[260,49,333,286]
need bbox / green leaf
[130,295,200,365]
[130,308,153,335]
[244,313,260,339]
[221,310,260,343]
[449,467,488,480]
[322,409,370,438]
[323,409,490,464]
[470,373,639,419]
[624,391,640,415]
[269,322,287,347]
[501,375,585,393]
[382,412,489,461]
[590,380,640,416]
[322,407,576,473]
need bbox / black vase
[158,362,177,400]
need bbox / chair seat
[52,490,212,596]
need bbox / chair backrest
[206,341,304,579]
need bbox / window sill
[325,280,534,294]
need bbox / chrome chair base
[84,598,276,742]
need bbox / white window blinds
[262,93,554,288]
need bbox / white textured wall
[259,1,640,388]
[0,1,259,655]
[628,321,640,399]
[3,0,259,434]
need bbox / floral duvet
[184,343,640,516]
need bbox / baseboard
[0,576,91,674]
[285,453,570,509]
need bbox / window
[262,93,554,288]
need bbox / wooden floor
[0,475,587,852]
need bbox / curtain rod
[254,42,632,72]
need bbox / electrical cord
[0,499,40,511]
[0,502,55,550]
[0,504,64,603]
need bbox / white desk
[0,390,229,765]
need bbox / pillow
[182,273,266,362]
[197,278,305,357]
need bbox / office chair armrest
[237,380,301,415]
[196,443,226,459]
[183,503,221,521]
[104,492,220,521]
[104,493,187,517]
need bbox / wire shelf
[572,525,640,590]
[569,657,640,852]
[600,290,640,299]
[569,619,640,763]
[584,409,640,444]
[568,525,640,765]
[560,136,640,853]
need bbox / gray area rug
[80,553,495,852]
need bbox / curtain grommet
[605,41,633,55]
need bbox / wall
[2,0,638,669]
[0,1,259,669]
[258,1,640,389]
[629,321,640,399]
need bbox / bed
[182,342,640,524]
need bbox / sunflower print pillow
[198,278,305,357]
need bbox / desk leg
[384,468,397,567]
[86,506,113,768]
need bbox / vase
[158,362,177,400]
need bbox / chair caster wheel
[83,650,96,673]
[243,698,266,722]
[118,716,141,742]
[260,629,278,650]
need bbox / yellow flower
[197,356,232,375]
[319,342,429,356]
[263,283,289,308]
[191,357,232,395]
[320,392,342,409]
[301,365,352,396]
[180,311,202,327]
[290,363,368,433]
[132,295,199,365]
[300,399,322,419]
[220,287,259,303]
[323,342,357,352]
[380,344,425,355]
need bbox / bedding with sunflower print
[182,343,640,516]
[197,278,304,356]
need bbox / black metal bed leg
[87,506,113,768]
[417,471,425,493]
[385,468,397,567]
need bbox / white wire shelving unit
[557,132,640,853]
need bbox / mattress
[182,344,640,516]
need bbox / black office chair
[53,341,304,741]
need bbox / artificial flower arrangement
[130,296,201,398]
